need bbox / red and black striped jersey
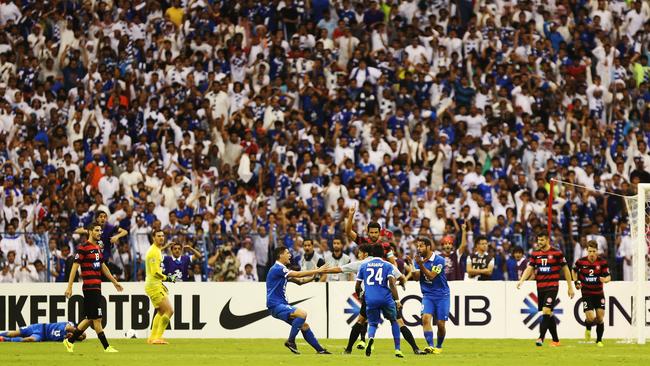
[573,257,610,296]
[528,247,567,290]
[357,236,392,259]
[74,241,103,292]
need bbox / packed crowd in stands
[1,0,650,284]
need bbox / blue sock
[390,321,401,351]
[9,337,23,342]
[0,332,7,337]
[288,317,305,343]
[436,333,445,348]
[424,330,434,347]
[301,328,324,352]
[368,324,378,339]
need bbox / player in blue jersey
[0,322,85,342]
[355,245,404,358]
[345,209,424,354]
[409,237,450,354]
[266,246,331,354]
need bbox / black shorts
[83,291,104,319]
[537,288,558,311]
[582,295,606,312]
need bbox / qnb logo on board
[344,293,362,324]
[344,293,385,325]
[520,292,563,329]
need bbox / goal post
[552,178,648,344]
[633,184,650,345]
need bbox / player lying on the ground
[0,322,86,342]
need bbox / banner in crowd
[0,282,648,339]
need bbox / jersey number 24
[365,268,384,286]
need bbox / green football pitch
[1,339,649,365]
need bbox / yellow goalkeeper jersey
[145,244,166,287]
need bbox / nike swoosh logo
[219,297,312,330]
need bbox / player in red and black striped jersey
[63,223,123,353]
[517,232,575,347]
[345,206,425,355]
[346,207,394,263]
[572,241,611,346]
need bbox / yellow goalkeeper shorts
[145,284,168,308]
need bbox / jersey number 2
[365,268,383,286]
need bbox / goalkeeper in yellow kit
[145,229,177,344]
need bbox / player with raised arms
[517,232,574,346]
[346,207,395,263]
[408,237,450,354]
[266,246,331,354]
[322,244,403,353]
[345,206,424,354]
[572,240,611,346]
[63,223,122,353]
[355,245,404,358]
[145,229,179,344]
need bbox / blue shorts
[269,304,297,325]
[422,296,450,322]
[19,324,44,342]
[366,302,397,326]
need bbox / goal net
[622,184,650,345]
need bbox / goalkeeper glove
[165,274,178,283]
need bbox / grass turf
[0,339,648,365]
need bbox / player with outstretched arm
[266,246,331,354]
[322,244,404,354]
[345,206,424,354]
[355,245,404,358]
[517,232,574,347]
